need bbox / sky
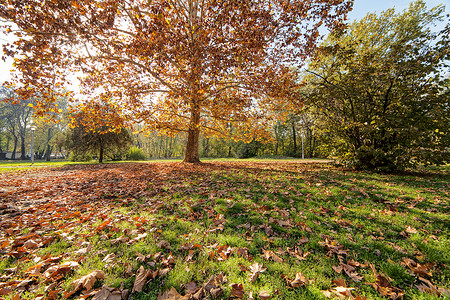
[0,0,449,87]
[348,0,449,20]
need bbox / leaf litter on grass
[0,161,449,299]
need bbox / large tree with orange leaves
[1,0,352,162]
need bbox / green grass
[0,161,448,299]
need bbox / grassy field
[0,160,449,300]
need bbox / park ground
[0,160,449,300]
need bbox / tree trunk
[20,135,26,160]
[292,122,297,154]
[203,137,210,157]
[45,144,52,161]
[12,136,17,160]
[308,128,313,158]
[99,144,104,163]
[168,137,174,157]
[274,123,279,155]
[183,105,201,163]
[45,128,52,161]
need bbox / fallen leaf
[259,291,271,300]
[230,283,245,299]
[157,240,171,249]
[0,287,13,296]
[261,249,283,263]
[210,287,223,298]
[184,282,198,294]
[368,264,404,299]
[102,253,116,263]
[43,261,80,280]
[72,270,106,292]
[248,262,267,283]
[405,226,418,234]
[157,286,189,300]
[23,240,39,249]
[290,272,308,288]
[132,266,151,293]
[92,286,122,300]
[185,250,195,262]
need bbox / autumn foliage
[0,0,352,162]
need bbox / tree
[33,96,69,161]
[66,104,132,163]
[0,86,34,160]
[303,1,450,171]
[1,0,352,162]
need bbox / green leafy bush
[69,152,92,162]
[126,147,146,161]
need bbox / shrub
[69,152,92,162]
[126,147,146,161]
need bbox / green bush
[236,140,262,158]
[126,147,146,161]
[69,152,92,162]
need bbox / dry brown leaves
[0,161,446,299]
[367,264,404,299]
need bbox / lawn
[0,161,449,300]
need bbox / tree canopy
[303,0,450,171]
[0,0,352,162]
[67,107,132,163]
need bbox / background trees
[1,0,352,162]
[303,1,450,171]
[0,87,34,159]
[67,114,132,163]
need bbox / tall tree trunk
[203,137,210,157]
[45,128,52,161]
[99,143,104,163]
[184,105,200,163]
[12,136,17,160]
[45,144,52,161]
[308,128,313,158]
[168,137,174,157]
[274,123,281,156]
[158,136,163,158]
[292,122,297,154]
[20,135,26,160]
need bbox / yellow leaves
[71,1,80,9]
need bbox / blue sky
[348,0,449,20]
[1,0,449,84]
